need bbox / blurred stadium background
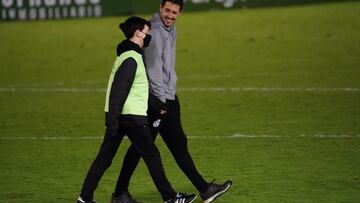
[1,0,360,202]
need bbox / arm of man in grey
[144,28,167,103]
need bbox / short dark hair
[161,0,184,11]
[119,16,151,39]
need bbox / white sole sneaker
[203,183,232,203]
[189,194,197,203]
[165,194,197,203]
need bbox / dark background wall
[1,0,358,21]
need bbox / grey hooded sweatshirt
[144,12,177,103]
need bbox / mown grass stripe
[0,87,359,93]
[1,134,359,140]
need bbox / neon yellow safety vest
[104,50,149,116]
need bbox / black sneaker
[111,192,142,203]
[77,196,96,203]
[164,193,197,203]
[200,180,232,203]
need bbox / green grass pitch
[0,1,360,202]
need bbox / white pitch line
[0,87,359,93]
[1,134,359,140]
[0,136,104,140]
[178,87,360,92]
[0,87,106,92]
[229,133,360,138]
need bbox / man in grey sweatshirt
[112,1,232,203]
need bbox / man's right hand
[160,109,167,115]
[149,93,169,116]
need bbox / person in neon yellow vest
[77,16,197,203]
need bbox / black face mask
[143,34,152,47]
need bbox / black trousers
[114,96,209,195]
[80,117,176,201]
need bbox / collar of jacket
[116,39,143,57]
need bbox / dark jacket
[105,40,148,135]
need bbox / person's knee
[141,144,160,160]
[93,156,113,170]
[125,144,140,156]
[173,133,188,148]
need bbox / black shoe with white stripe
[200,180,232,203]
[77,196,96,203]
[164,193,197,203]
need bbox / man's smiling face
[159,1,181,27]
